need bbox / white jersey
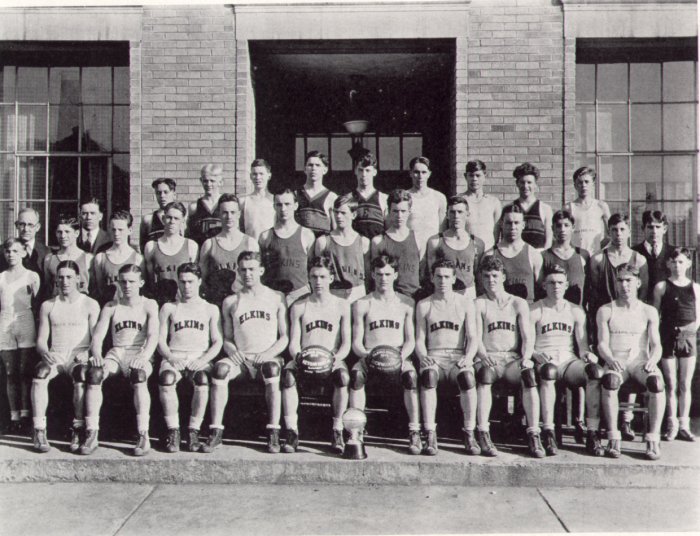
[407,188,447,248]
[567,200,606,255]
[363,295,406,350]
[480,296,519,354]
[111,301,149,349]
[424,295,467,352]
[0,269,38,319]
[231,287,282,354]
[168,300,212,353]
[241,194,275,241]
[534,301,575,354]
[607,301,649,363]
[299,296,342,352]
[49,295,92,355]
[464,194,499,251]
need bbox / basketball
[367,345,402,388]
[297,345,334,380]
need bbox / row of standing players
[1,152,697,460]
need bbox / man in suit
[0,207,50,276]
[632,210,674,304]
[77,198,112,255]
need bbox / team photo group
[1,150,698,464]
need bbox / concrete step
[2,432,699,489]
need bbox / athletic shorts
[474,351,521,386]
[41,347,90,381]
[330,285,366,303]
[160,351,212,383]
[533,349,580,378]
[605,354,662,388]
[421,349,472,385]
[217,354,284,382]
[104,346,154,378]
[662,328,697,359]
[0,312,36,351]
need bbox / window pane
[630,63,660,102]
[49,157,79,200]
[0,104,15,152]
[378,137,400,170]
[83,106,112,152]
[1,67,16,101]
[49,105,79,152]
[575,104,596,152]
[661,202,695,248]
[16,67,48,103]
[402,137,422,170]
[113,154,130,212]
[630,201,653,245]
[0,154,15,199]
[598,156,628,201]
[0,201,14,242]
[81,157,109,203]
[16,105,47,152]
[663,155,695,199]
[82,67,112,104]
[663,103,696,151]
[114,66,129,105]
[663,61,696,102]
[306,137,328,157]
[362,135,377,157]
[295,137,305,171]
[630,104,661,151]
[17,156,46,200]
[49,67,80,105]
[330,137,352,171]
[113,105,129,153]
[597,64,628,101]
[576,64,595,102]
[597,104,628,152]
[630,156,661,202]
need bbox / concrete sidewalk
[1,482,699,535]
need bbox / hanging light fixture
[344,75,369,169]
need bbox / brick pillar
[454,36,469,194]
[129,40,143,223]
[234,40,256,195]
[563,36,577,206]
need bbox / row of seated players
[20,245,698,462]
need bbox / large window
[575,39,698,246]
[0,43,129,245]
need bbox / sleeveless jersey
[262,226,309,294]
[407,189,445,249]
[514,199,546,249]
[363,297,405,350]
[352,190,384,239]
[299,298,342,352]
[0,270,36,317]
[594,249,646,312]
[534,301,575,353]
[231,288,280,354]
[568,201,606,255]
[425,296,466,352]
[49,295,91,353]
[94,249,141,304]
[464,194,498,251]
[111,301,148,348]
[660,280,696,330]
[203,235,254,278]
[151,240,190,284]
[435,234,483,291]
[608,301,648,361]
[295,188,332,236]
[44,252,90,296]
[145,211,166,243]
[326,234,365,289]
[188,198,222,245]
[378,232,420,297]
[541,248,589,306]
[492,244,536,303]
[241,195,275,241]
[481,296,520,353]
[168,300,211,353]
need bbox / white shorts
[42,347,90,380]
[474,351,522,386]
[421,349,472,384]
[533,349,579,368]
[104,346,154,377]
[605,356,660,387]
[0,312,36,351]
[218,354,284,382]
[160,351,211,383]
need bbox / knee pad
[34,362,51,380]
[401,370,418,390]
[261,361,281,379]
[193,370,209,386]
[159,369,177,387]
[420,368,438,389]
[601,373,621,391]
[585,363,604,381]
[457,370,476,390]
[476,366,497,385]
[539,363,558,382]
[332,367,350,388]
[281,369,296,389]
[212,362,231,381]
[350,369,366,390]
[130,367,148,384]
[72,364,88,384]
[646,374,664,394]
[520,367,538,388]
[86,366,104,385]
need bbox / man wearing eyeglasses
[0,208,50,277]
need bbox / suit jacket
[78,228,112,255]
[632,241,674,303]
[0,241,51,276]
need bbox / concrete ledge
[2,434,699,488]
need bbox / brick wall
[138,5,237,235]
[464,1,566,206]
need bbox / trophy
[342,408,367,459]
